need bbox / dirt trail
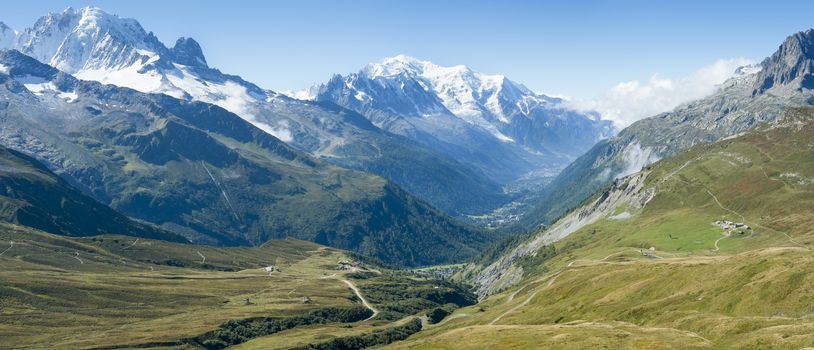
[705,189,807,249]
[505,288,522,303]
[489,271,562,325]
[419,315,429,329]
[436,312,470,325]
[712,233,729,252]
[341,279,378,320]
[565,252,620,268]
[491,250,639,325]
[122,238,139,250]
[0,241,13,256]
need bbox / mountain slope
[0,7,509,216]
[520,29,814,230]
[473,106,814,296]
[0,145,185,242]
[305,55,614,184]
[0,49,488,266]
[388,108,814,350]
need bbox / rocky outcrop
[474,171,656,298]
[754,29,814,93]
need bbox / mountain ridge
[410,107,814,349]
[0,48,489,266]
[0,143,186,242]
[304,55,615,187]
[0,6,514,216]
[518,28,814,230]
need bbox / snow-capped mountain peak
[357,55,551,123]
[15,6,164,74]
[363,54,431,78]
[310,55,614,158]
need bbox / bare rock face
[754,29,814,93]
[170,37,208,68]
[474,171,655,298]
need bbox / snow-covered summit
[14,6,166,73]
[308,55,614,160]
[0,7,301,141]
[360,55,543,123]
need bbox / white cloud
[572,58,755,128]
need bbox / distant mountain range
[0,48,491,267]
[300,55,614,185]
[0,7,510,216]
[0,7,614,217]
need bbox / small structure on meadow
[264,265,280,275]
[301,296,313,304]
[337,260,358,270]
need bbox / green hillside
[0,145,184,242]
[0,50,489,267]
[0,223,475,349]
[387,108,814,349]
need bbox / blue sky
[2,0,814,102]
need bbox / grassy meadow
[384,111,814,349]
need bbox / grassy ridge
[392,248,814,349]
[387,109,814,349]
[0,145,184,243]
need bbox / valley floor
[0,224,452,349]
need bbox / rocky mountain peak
[170,37,207,67]
[754,28,814,94]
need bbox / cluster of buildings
[337,260,360,270]
[714,220,750,231]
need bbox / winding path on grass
[489,271,563,325]
[0,241,13,256]
[341,278,379,321]
[491,250,636,325]
[436,312,470,325]
[122,238,139,250]
[705,189,807,249]
[73,251,84,264]
[712,233,729,252]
